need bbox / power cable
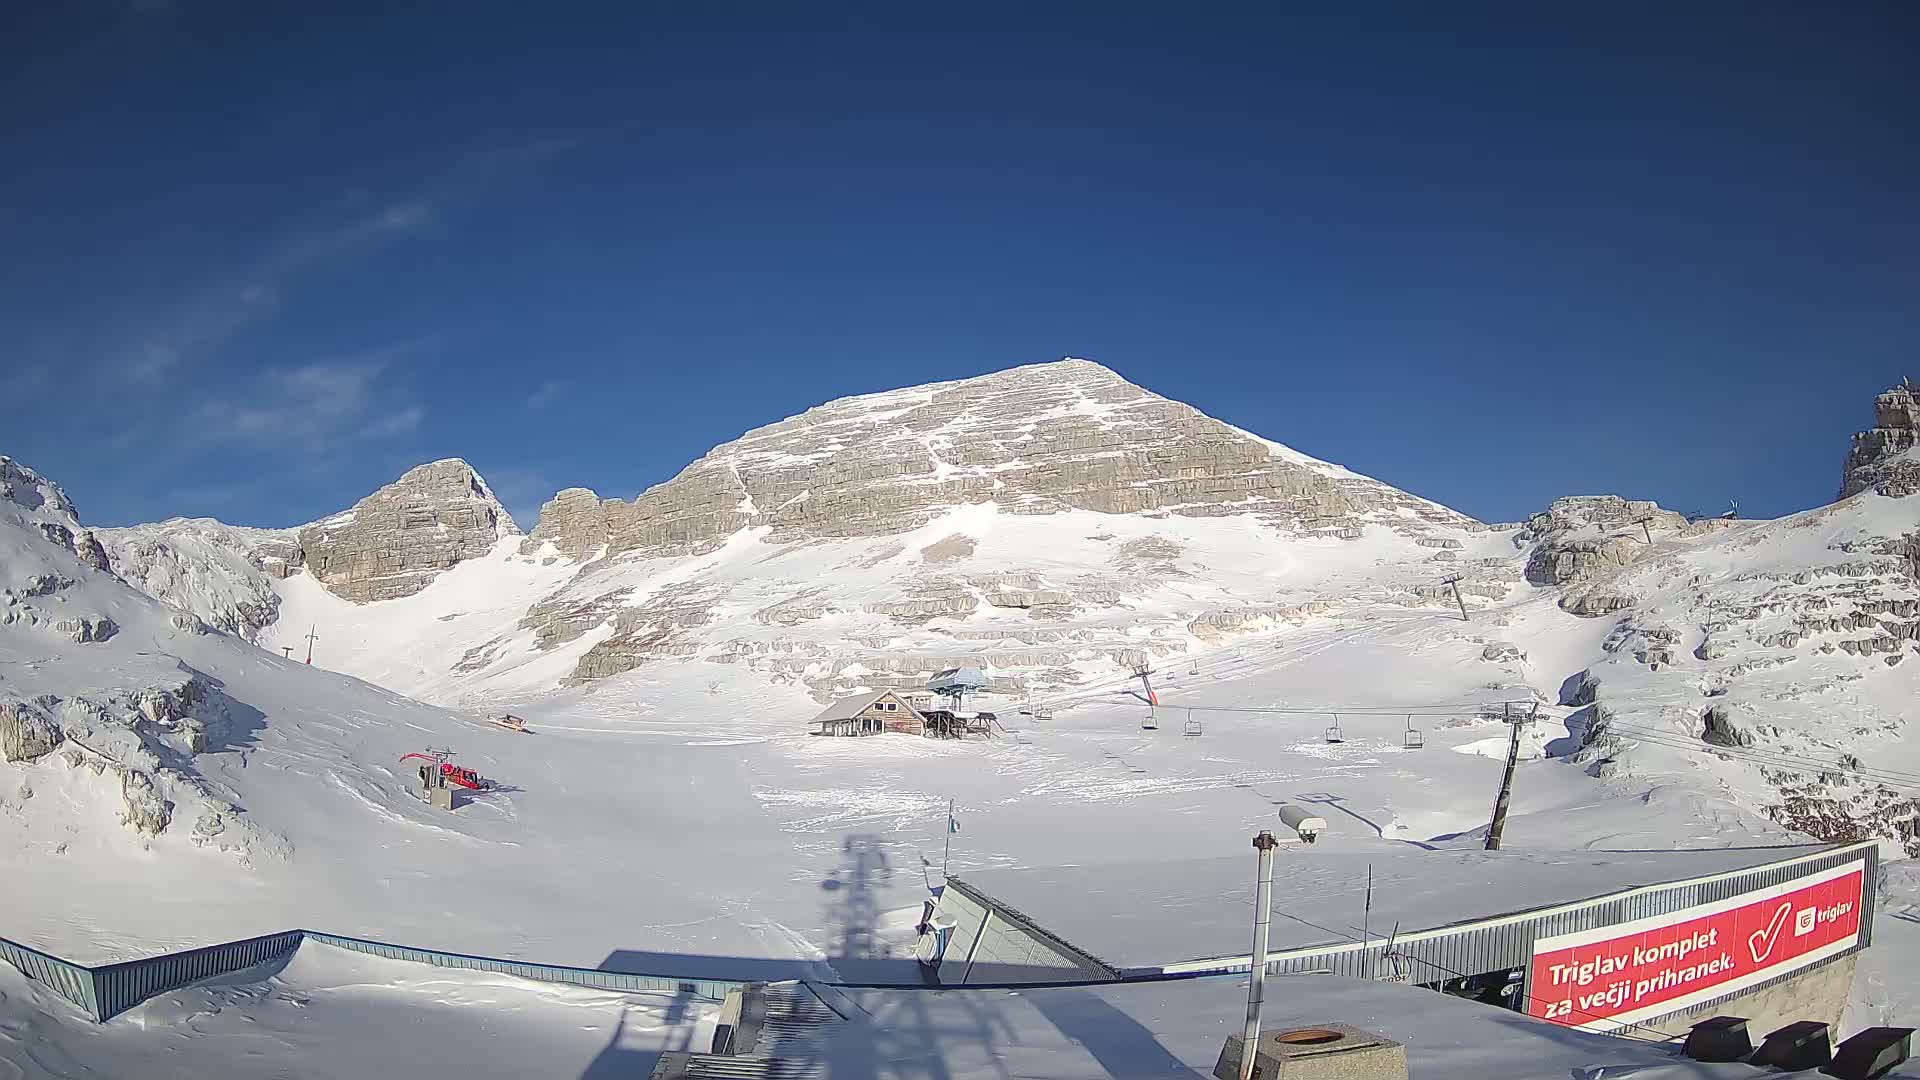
[1584,719,1920,792]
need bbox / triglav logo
[1794,907,1817,937]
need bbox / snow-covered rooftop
[951,843,1841,972]
[804,974,1795,1080]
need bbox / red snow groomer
[400,749,495,791]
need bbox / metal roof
[809,691,919,724]
[926,667,988,692]
[806,975,1731,1080]
[949,842,1846,973]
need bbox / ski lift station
[915,840,1879,1038]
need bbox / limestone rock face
[1841,380,1920,499]
[298,459,520,602]
[530,360,1476,560]
[119,768,171,835]
[522,487,612,560]
[1520,496,1685,593]
[53,614,117,643]
[0,699,63,762]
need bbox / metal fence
[0,932,98,1018]
[1,928,747,1023]
[306,931,744,1003]
[91,930,304,1021]
[0,841,1883,1026]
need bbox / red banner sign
[1528,860,1864,1031]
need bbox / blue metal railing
[1,928,748,1022]
[304,931,743,1003]
[0,932,99,1018]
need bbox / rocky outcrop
[1840,379,1920,499]
[528,360,1479,562]
[1527,536,1643,587]
[98,518,295,640]
[522,487,612,560]
[119,768,172,836]
[0,699,63,762]
[1521,496,1683,588]
[1188,602,1340,642]
[53,614,117,643]
[1516,496,1692,616]
[299,459,519,602]
[0,456,84,525]
[561,583,721,684]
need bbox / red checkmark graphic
[1748,901,1792,963]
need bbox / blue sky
[4,4,1915,530]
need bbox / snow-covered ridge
[80,375,1920,867]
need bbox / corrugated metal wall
[305,931,743,1002]
[0,929,744,1023]
[0,933,98,1018]
[91,930,304,1021]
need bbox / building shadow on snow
[578,991,698,1080]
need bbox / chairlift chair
[1324,713,1345,743]
[1141,704,1159,731]
[1189,659,1200,676]
[1402,714,1424,750]
[1183,709,1202,737]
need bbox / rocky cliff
[99,459,520,625]
[1840,379,1920,499]
[297,459,519,602]
[525,360,1475,559]
[97,518,295,640]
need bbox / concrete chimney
[1213,1023,1408,1080]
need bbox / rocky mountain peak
[525,358,1475,562]
[0,455,81,524]
[1841,379,1920,499]
[294,458,520,602]
[0,455,111,575]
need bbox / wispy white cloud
[527,380,567,409]
[121,201,424,382]
[359,405,426,439]
[117,136,582,381]
[190,339,430,450]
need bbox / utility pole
[942,799,957,879]
[1441,575,1469,622]
[1241,830,1279,1080]
[303,624,319,665]
[1484,702,1538,851]
[1132,664,1158,706]
[1632,516,1655,545]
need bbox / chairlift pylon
[1324,713,1345,743]
[1402,714,1424,750]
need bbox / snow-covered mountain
[91,362,1920,862]
[101,359,1502,707]
[7,362,1920,1028]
